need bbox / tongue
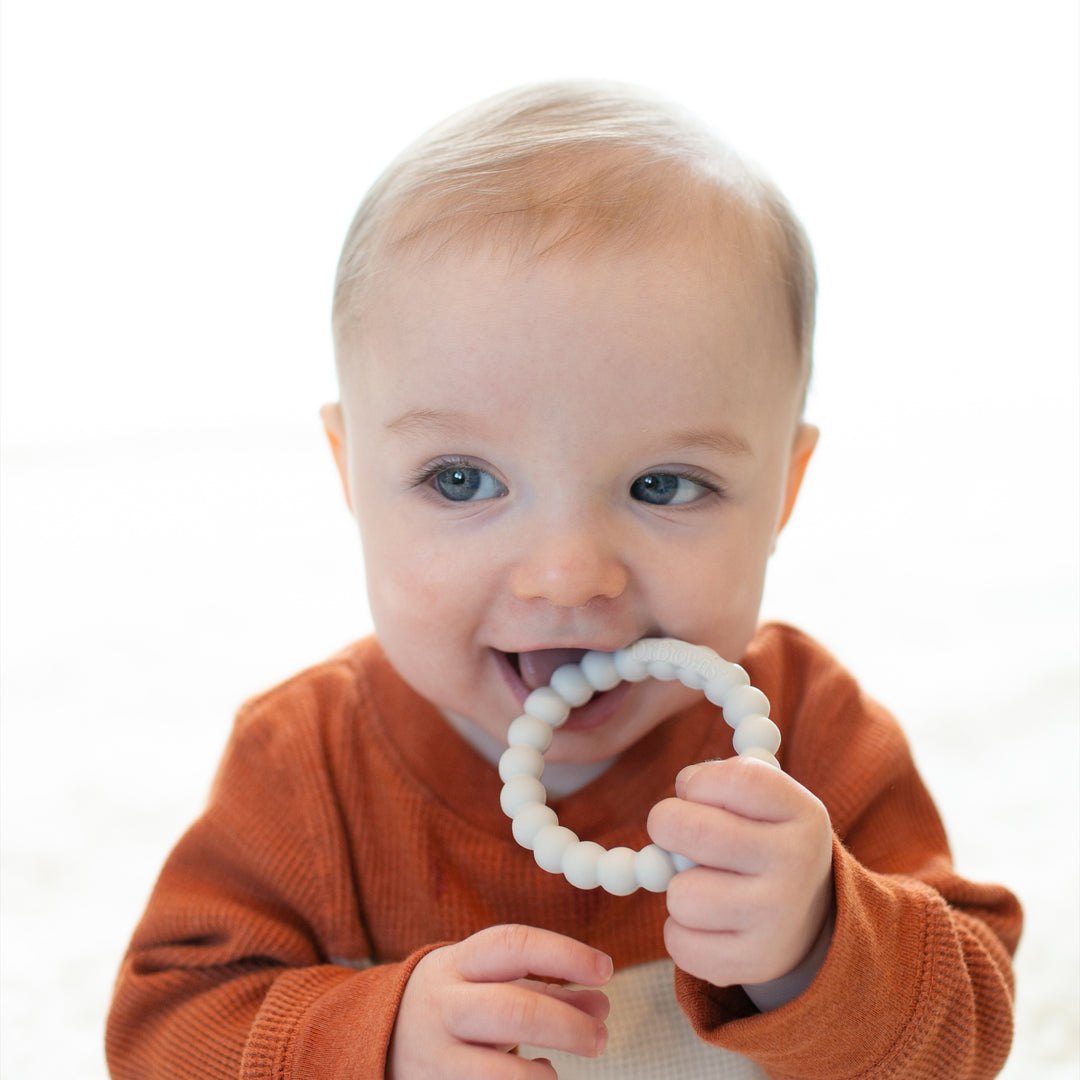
[517,648,590,691]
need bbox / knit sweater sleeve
[106,660,430,1079]
[674,625,1022,1080]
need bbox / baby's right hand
[388,924,612,1079]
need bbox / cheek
[361,543,470,698]
[359,513,489,629]
[366,547,447,627]
[654,539,770,658]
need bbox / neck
[441,710,617,797]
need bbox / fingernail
[595,1022,608,1056]
[677,762,705,786]
[598,952,614,981]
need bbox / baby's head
[331,80,815,400]
[323,82,819,763]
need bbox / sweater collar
[355,636,736,844]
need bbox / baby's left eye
[630,472,712,506]
[430,464,507,502]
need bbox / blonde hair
[332,81,816,388]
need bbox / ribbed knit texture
[520,959,769,1078]
[106,623,1021,1078]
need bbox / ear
[776,422,818,536]
[319,402,353,513]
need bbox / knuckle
[674,810,721,865]
[438,982,472,1035]
[505,987,542,1034]
[687,810,718,850]
[666,877,713,932]
[493,922,534,961]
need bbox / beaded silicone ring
[498,638,781,897]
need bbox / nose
[509,516,629,609]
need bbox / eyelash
[409,456,497,489]
[632,469,726,509]
[411,459,725,504]
[662,469,725,498]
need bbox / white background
[2,2,1077,1076]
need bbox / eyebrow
[665,427,753,457]
[384,407,473,436]
[386,409,752,456]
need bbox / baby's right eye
[430,464,507,502]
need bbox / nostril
[508,530,628,609]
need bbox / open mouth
[499,647,634,734]
[505,648,590,691]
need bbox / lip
[494,647,639,734]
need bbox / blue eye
[432,465,506,502]
[630,472,711,506]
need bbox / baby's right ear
[319,403,353,513]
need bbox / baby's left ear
[776,423,819,536]
[319,402,353,513]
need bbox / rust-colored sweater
[106,624,1021,1078]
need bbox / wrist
[741,906,835,1013]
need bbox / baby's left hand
[647,757,834,990]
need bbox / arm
[106,675,612,1080]
[669,804,1020,1080]
[105,691,426,1079]
[654,627,1022,1079]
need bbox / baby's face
[328,235,815,764]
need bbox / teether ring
[499,638,780,896]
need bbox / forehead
[336,158,803,362]
[342,231,804,440]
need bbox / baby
[106,82,1021,1079]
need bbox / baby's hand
[647,757,834,991]
[388,924,612,1079]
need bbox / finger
[455,924,613,987]
[647,797,764,874]
[439,1044,558,1080]
[665,865,770,932]
[675,756,795,822]
[664,910,820,989]
[523,1059,556,1077]
[662,917,766,987]
[445,980,608,1058]
[515,979,611,1023]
